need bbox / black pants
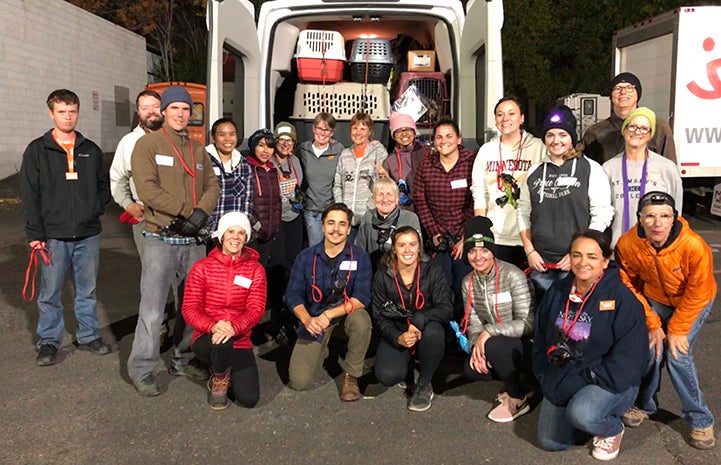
[192,335,259,408]
[494,244,527,270]
[267,215,304,315]
[374,321,445,387]
[461,335,533,399]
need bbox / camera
[375,225,396,247]
[546,337,580,366]
[289,185,307,212]
[379,300,413,319]
[435,231,460,254]
[495,173,520,208]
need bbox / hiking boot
[689,426,715,450]
[340,373,360,402]
[134,374,161,397]
[207,368,231,411]
[621,408,647,428]
[408,383,434,412]
[592,427,624,461]
[169,359,209,382]
[487,394,531,423]
[77,338,112,355]
[36,344,59,367]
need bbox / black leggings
[461,335,533,399]
[374,321,445,387]
[192,335,260,408]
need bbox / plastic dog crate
[396,72,449,126]
[292,82,391,121]
[295,30,346,83]
[349,38,394,84]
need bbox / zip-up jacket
[246,155,282,242]
[20,130,110,241]
[298,141,344,213]
[333,143,388,225]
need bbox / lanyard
[310,245,354,313]
[621,150,648,232]
[162,127,197,207]
[392,263,426,312]
[460,260,500,335]
[53,132,76,174]
[497,132,524,190]
[561,278,601,336]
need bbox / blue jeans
[127,237,204,383]
[634,298,714,429]
[530,269,568,293]
[37,235,101,347]
[303,210,324,247]
[538,384,638,451]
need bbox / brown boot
[340,373,360,402]
[207,368,231,410]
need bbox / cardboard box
[407,50,436,72]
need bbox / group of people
[18,73,715,461]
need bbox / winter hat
[622,107,656,139]
[611,72,642,101]
[274,121,297,142]
[462,216,497,265]
[390,112,416,135]
[217,212,252,242]
[637,191,677,218]
[248,128,274,155]
[542,105,578,147]
[160,86,193,112]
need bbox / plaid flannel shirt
[209,153,253,231]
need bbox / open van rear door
[459,0,504,147]
[207,0,261,142]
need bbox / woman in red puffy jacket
[182,212,267,410]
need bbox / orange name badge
[599,300,616,311]
[65,172,79,181]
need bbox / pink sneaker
[592,427,624,461]
[487,395,531,423]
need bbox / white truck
[205,0,505,149]
[556,93,610,141]
[613,5,721,206]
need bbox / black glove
[177,208,209,237]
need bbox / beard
[140,114,164,131]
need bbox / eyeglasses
[276,137,294,145]
[641,213,674,225]
[613,84,636,94]
[313,126,332,133]
[394,128,415,136]
[625,124,651,135]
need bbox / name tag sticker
[339,260,358,271]
[155,154,174,167]
[646,171,661,182]
[450,178,468,189]
[599,300,616,311]
[495,291,512,304]
[233,275,252,289]
[196,163,204,170]
[556,176,577,187]
[65,172,79,181]
[213,167,221,176]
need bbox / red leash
[22,245,52,302]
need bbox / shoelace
[22,245,52,302]
[592,436,616,451]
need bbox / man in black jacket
[20,89,112,367]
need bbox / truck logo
[686,37,721,99]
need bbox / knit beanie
[217,212,252,241]
[542,105,578,147]
[622,107,656,139]
[274,121,297,142]
[390,112,417,135]
[160,86,193,112]
[611,72,642,101]
[248,128,274,155]
[462,216,497,265]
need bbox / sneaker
[134,374,161,397]
[408,383,434,412]
[36,344,59,367]
[592,427,624,461]
[487,395,531,423]
[169,359,209,382]
[207,368,231,411]
[621,408,647,428]
[689,426,715,450]
[340,373,361,402]
[495,391,509,403]
[77,338,112,355]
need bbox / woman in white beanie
[182,212,267,410]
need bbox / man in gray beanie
[127,85,220,396]
[583,72,676,164]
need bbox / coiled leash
[22,244,52,302]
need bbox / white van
[206,0,504,149]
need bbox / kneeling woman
[372,226,453,412]
[182,212,267,410]
[459,216,536,423]
[533,230,647,461]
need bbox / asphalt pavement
[1,170,720,465]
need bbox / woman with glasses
[372,226,452,412]
[471,97,545,268]
[379,112,428,212]
[602,107,682,246]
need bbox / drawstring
[22,244,52,302]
